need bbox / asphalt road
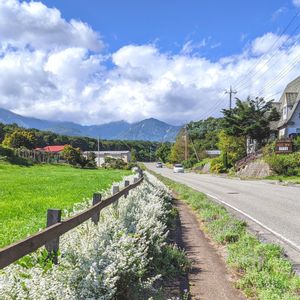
[145,163,300,259]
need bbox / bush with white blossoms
[0,172,187,299]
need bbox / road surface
[145,163,300,265]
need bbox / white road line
[206,193,300,252]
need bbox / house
[83,151,131,167]
[277,76,300,138]
[35,145,66,153]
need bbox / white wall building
[277,76,300,138]
[83,151,131,167]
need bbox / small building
[83,151,131,167]
[277,76,300,138]
[35,145,66,153]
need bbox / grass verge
[266,175,300,184]
[0,162,130,248]
[151,171,300,300]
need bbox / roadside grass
[151,171,300,300]
[266,175,300,184]
[0,162,130,248]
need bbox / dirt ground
[173,199,246,300]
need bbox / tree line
[155,97,281,171]
[0,122,160,162]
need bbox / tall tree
[155,143,171,163]
[222,97,280,148]
[2,130,37,149]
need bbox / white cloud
[0,0,102,51]
[251,32,288,55]
[272,7,287,21]
[0,0,300,125]
[293,0,300,7]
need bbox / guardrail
[0,174,144,269]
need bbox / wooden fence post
[124,180,130,198]
[92,193,102,224]
[112,185,119,195]
[45,209,61,264]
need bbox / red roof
[35,145,66,153]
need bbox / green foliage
[265,153,300,176]
[62,145,83,167]
[2,129,36,149]
[210,156,227,173]
[152,244,191,278]
[0,122,160,162]
[103,156,127,169]
[155,142,172,163]
[263,141,276,156]
[222,97,280,146]
[169,129,186,163]
[85,151,97,168]
[0,145,31,165]
[209,130,246,172]
[0,145,14,157]
[293,136,300,152]
[187,117,223,150]
[0,162,130,248]
[170,117,223,166]
[152,172,300,300]
[228,234,300,299]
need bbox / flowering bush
[0,172,186,299]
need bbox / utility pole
[97,137,100,167]
[225,85,237,110]
[184,125,188,161]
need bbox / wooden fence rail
[0,175,144,270]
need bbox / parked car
[173,163,184,173]
[156,162,163,168]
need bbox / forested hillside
[0,123,160,162]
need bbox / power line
[225,86,237,110]
[233,8,300,91]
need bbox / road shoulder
[174,198,246,300]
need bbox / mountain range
[0,108,181,141]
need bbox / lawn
[0,162,130,248]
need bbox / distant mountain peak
[0,107,180,141]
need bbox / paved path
[174,199,246,300]
[145,163,300,264]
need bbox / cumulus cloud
[0,0,102,50]
[0,0,300,125]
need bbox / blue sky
[42,0,298,59]
[0,0,300,125]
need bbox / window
[283,105,288,119]
[286,92,298,105]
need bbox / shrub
[210,156,227,173]
[0,173,189,299]
[264,153,300,175]
[102,157,127,169]
[153,172,300,300]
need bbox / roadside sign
[275,139,293,154]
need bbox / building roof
[35,145,66,152]
[277,76,300,129]
[83,151,130,155]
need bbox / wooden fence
[0,174,144,269]
[15,148,62,163]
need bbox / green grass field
[0,163,130,248]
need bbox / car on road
[156,162,163,168]
[173,163,184,173]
